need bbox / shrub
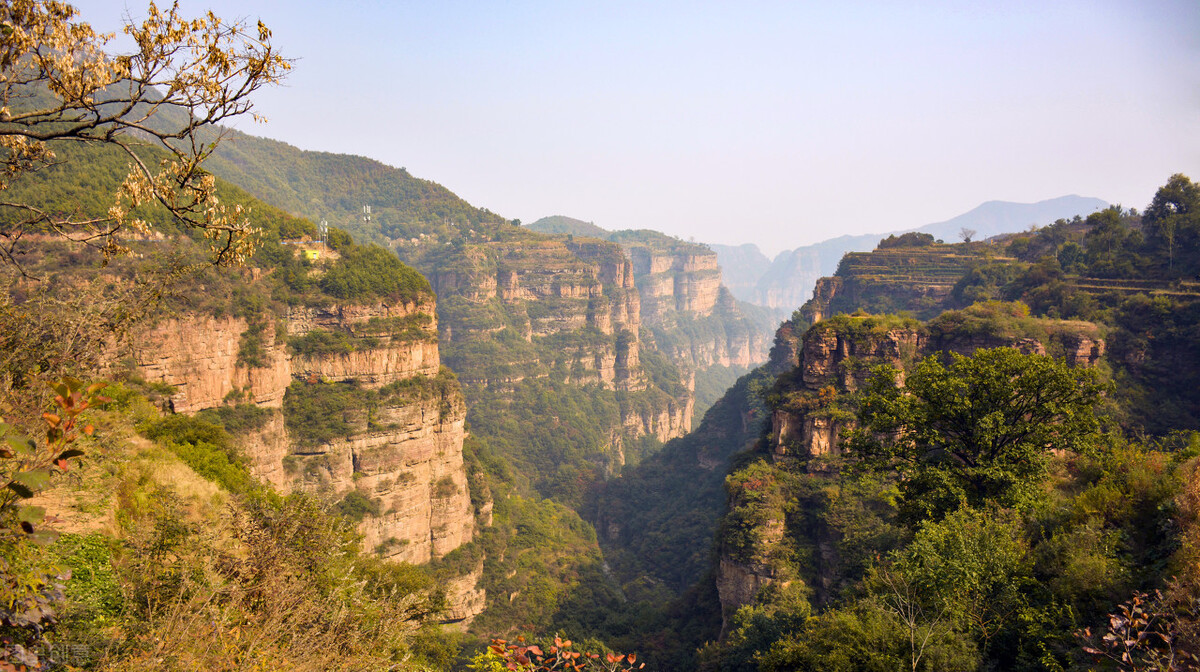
[289,328,358,356]
[282,380,371,446]
[335,490,381,522]
[197,403,275,434]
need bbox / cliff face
[627,245,721,320]
[427,239,644,392]
[287,392,473,564]
[403,233,693,479]
[131,295,485,618]
[644,288,776,373]
[715,309,1107,626]
[133,313,291,413]
[605,232,776,376]
[287,303,442,385]
[770,321,922,461]
[767,313,1105,461]
[132,300,443,411]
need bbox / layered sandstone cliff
[428,239,645,392]
[767,311,1104,461]
[608,232,774,373]
[625,244,721,320]
[132,312,291,413]
[406,234,694,462]
[131,294,485,620]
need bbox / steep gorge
[204,136,700,486]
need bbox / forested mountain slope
[697,304,1198,671]
[198,131,701,497]
[207,131,508,246]
[0,138,669,651]
[205,129,722,636]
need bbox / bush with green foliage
[335,490,382,522]
[289,328,358,356]
[846,347,1109,526]
[878,232,937,249]
[141,413,261,496]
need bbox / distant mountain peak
[917,195,1108,241]
[709,194,1109,311]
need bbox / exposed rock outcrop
[289,393,472,565]
[288,302,440,386]
[715,557,782,635]
[131,294,485,619]
[132,313,291,413]
[627,245,721,320]
[767,313,1104,461]
[611,234,774,373]
[428,239,646,393]
[441,561,487,626]
[408,235,694,464]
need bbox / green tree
[1083,207,1141,278]
[1143,173,1200,277]
[885,508,1030,651]
[846,347,1108,525]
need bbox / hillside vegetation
[800,175,1200,433]
[208,132,509,246]
[5,15,1196,667]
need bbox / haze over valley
[2,2,1199,671]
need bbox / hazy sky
[76,1,1200,254]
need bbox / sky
[74,0,1200,254]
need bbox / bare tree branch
[0,0,290,274]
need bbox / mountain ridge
[712,194,1109,310]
